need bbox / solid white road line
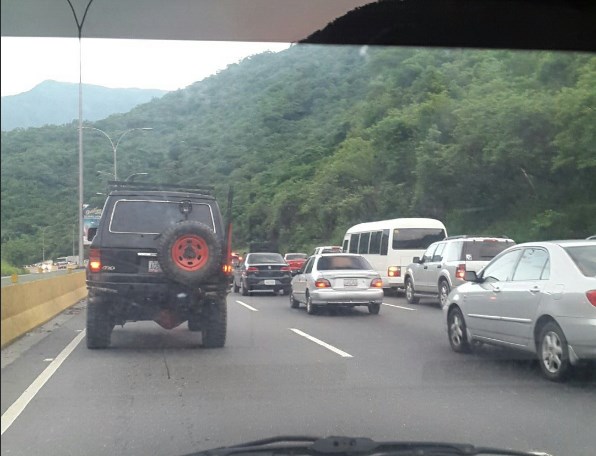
[289,328,353,358]
[382,302,416,311]
[235,300,259,312]
[1,329,86,435]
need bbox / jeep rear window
[109,200,215,234]
[392,228,446,250]
[461,240,515,261]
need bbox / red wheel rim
[171,234,209,271]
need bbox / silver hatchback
[443,240,596,381]
[290,253,384,315]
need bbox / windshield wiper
[183,436,550,456]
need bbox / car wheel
[157,220,222,286]
[448,307,471,353]
[233,279,240,293]
[290,290,299,308]
[281,287,290,296]
[86,297,113,349]
[439,280,450,307]
[405,278,420,304]
[538,322,571,382]
[241,280,248,296]
[368,303,381,314]
[306,293,317,315]
[202,295,227,348]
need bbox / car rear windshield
[563,245,596,277]
[109,200,214,234]
[462,240,515,261]
[286,253,307,260]
[392,228,446,250]
[248,253,285,263]
[317,255,372,270]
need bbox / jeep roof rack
[445,235,511,240]
[107,180,215,195]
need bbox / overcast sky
[1,37,290,97]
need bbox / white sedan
[290,253,384,315]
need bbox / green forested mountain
[1,45,595,266]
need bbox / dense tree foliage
[1,45,595,266]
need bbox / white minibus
[342,218,447,293]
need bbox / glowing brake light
[455,264,466,280]
[222,264,233,274]
[587,290,596,307]
[388,266,400,277]
[315,279,331,288]
[89,249,102,273]
[370,278,383,288]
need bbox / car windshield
[317,255,372,270]
[564,245,596,277]
[285,254,307,260]
[2,3,595,456]
[247,253,285,264]
[461,240,516,261]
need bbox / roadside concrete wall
[1,271,87,347]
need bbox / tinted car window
[349,234,359,253]
[392,228,446,250]
[422,243,438,262]
[317,255,372,270]
[358,232,370,254]
[481,249,521,282]
[247,253,284,263]
[109,200,214,234]
[432,243,446,262]
[462,240,516,261]
[512,248,549,281]
[369,231,382,254]
[564,245,596,277]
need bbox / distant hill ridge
[1,80,168,131]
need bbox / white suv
[404,235,515,306]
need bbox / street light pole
[41,226,50,263]
[83,127,152,180]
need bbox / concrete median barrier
[1,271,87,348]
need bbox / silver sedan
[443,240,596,381]
[290,253,384,315]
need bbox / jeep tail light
[456,264,466,280]
[587,290,596,307]
[89,249,102,273]
[388,266,400,277]
[370,278,383,288]
[222,264,233,274]
[315,278,331,288]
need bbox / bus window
[369,231,381,254]
[392,228,446,250]
[349,233,359,253]
[358,232,371,254]
[380,229,389,255]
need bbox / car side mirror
[87,227,97,242]
[464,270,478,282]
[413,256,421,264]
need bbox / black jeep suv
[85,181,232,349]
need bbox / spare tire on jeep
[157,220,222,286]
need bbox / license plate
[344,279,358,287]
[148,260,162,273]
[264,279,276,285]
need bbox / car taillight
[370,278,383,288]
[388,266,400,277]
[587,290,596,307]
[246,267,259,272]
[455,264,466,280]
[315,279,331,288]
[89,249,102,273]
[281,266,291,272]
[222,264,233,274]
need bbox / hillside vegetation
[1,45,595,266]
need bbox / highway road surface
[1,292,595,456]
